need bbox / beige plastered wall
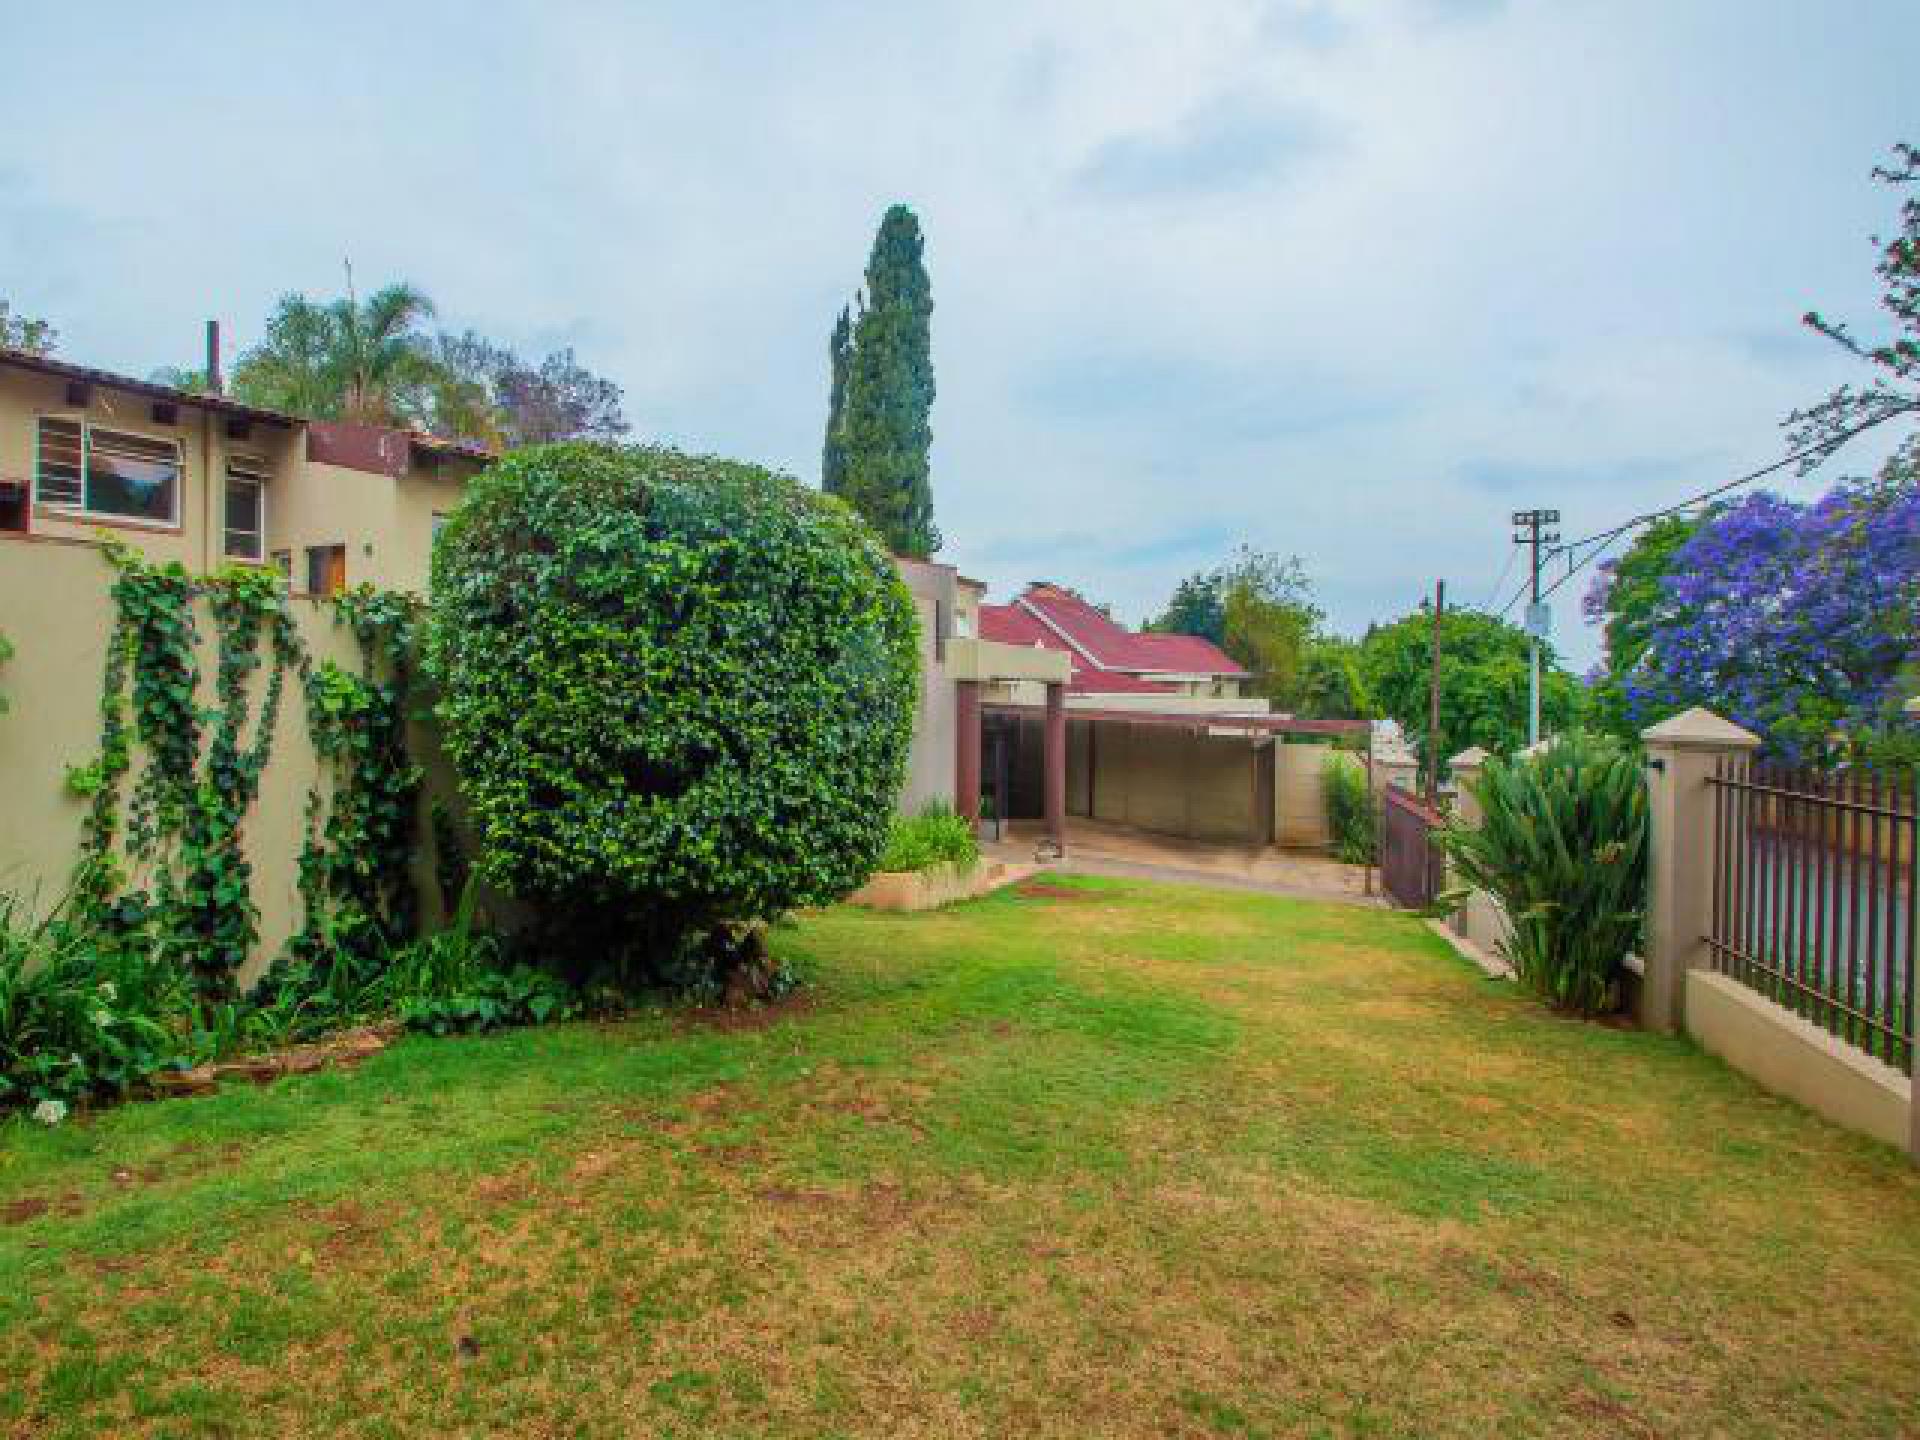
[0,367,311,575]
[0,539,452,988]
[0,366,479,599]
[893,557,956,815]
[1686,969,1910,1150]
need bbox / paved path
[986,818,1386,909]
[1033,850,1386,907]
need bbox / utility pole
[1511,509,1560,747]
[1427,578,1444,804]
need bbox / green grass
[2,875,1918,1437]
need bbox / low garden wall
[847,859,1024,912]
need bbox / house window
[224,457,267,561]
[34,416,181,526]
[306,544,346,597]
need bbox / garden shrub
[877,801,979,873]
[426,443,919,992]
[1438,731,1647,1015]
[0,888,195,1108]
[1321,754,1375,865]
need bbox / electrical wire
[1481,544,1519,611]
[1494,414,1888,622]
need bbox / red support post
[1044,681,1067,852]
[956,681,982,824]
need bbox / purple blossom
[1628,482,1920,761]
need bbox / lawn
[3,877,1918,1438]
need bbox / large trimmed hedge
[426,443,918,974]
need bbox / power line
[1496,414,1888,622]
[1482,544,1519,611]
[1548,414,1886,558]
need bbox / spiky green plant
[1438,731,1648,1014]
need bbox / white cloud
[0,0,1912,674]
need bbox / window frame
[33,413,184,530]
[223,454,268,562]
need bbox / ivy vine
[69,550,422,1008]
[285,585,423,972]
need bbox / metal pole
[1511,508,1559,748]
[1427,579,1444,804]
[1529,637,1540,749]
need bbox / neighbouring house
[904,571,1366,852]
[979,581,1257,707]
[0,341,490,595]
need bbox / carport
[978,704,1371,850]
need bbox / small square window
[306,544,346,597]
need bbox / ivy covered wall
[0,541,457,988]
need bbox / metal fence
[1706,759,1916,1072]
[1381,784,1446,910]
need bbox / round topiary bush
[426,443,919,989]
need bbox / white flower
[31,1100,67,1127]
[96,981,117,1002]
[90,1009,113,1029]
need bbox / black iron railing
[1707,759,1916,1071]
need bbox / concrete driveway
[986,817,1382,907]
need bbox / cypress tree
[832,205,938,557]
[822,305,853,498]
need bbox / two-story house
[0,345,490,594]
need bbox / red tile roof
[1014,583,1249,678]
[977,588,1251,695]
[977,603,1176,694]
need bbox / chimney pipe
[205,319,223,395]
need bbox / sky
[3,0,1915,671]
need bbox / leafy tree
[493,347,628,446]
[1789,142,1920,470]
[1149,547,1319,702]
[426,443,919,995]
[147,366,213,395]
[1358,607,1583,769]
[0,300,55,355]
[1580,514,1702,742]
[232,282,438,424]
[1220,551,1320,704]
[419,332,628,448]
[1149,572,1227,645]
[1294,635,1376,721]
[1621,476,1920,765]
[826,206,938,557]
[822,306,853,497]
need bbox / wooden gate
[1381,784,1445,909]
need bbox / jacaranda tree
[1614,477,1920,765]
[427,443,920,992]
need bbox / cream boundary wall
[1276,743,1347,849]
[0,541,450,987]
[1686,970,1911,1149]
[1443,714,1916,1159]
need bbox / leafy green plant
[399,965,576,1037]
[0,888,194,1107]
[1321,756,1376,865]
[426,442,919,994]
[1437,731,1648,1015]
[71,548,303,1006]
[877,801,979,873]
[290,586,422,974]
